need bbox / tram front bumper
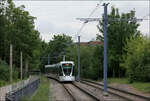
[59,76,75,81]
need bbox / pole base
[103,92,109,97]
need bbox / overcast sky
[14,1,150,42]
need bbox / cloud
[14,1,149,42]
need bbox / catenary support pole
[149,12,150,40]
[63,55,65,61]
[10,44,13,82]
[20,51,23,80]
[149,1,150,40]
[48,54,50,64]
[103,3,109,93]
[25,60,28,77]
[78,36,80,82]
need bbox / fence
[0,76,40,101]
[6,77,40,101]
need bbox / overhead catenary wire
[76,0,103,37]
[73,2,149,41]
[76,1,103,82]
[137,13,150,39]
[80,35,96,41]
[142,13,150,19]
[142,13,150,39]
[72,1,103,42]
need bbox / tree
[66,44,99,79]
[97,6,141,77]
[121,35,150,82]
[91,45,104,80]
[40,34,73,71]
[0,0,8,61]
[48,34,73,63]
[0,0,42,78]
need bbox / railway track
[81,79,150,101]
[62,84,77,101]
[47,75,150,101]
[48,77,99,101]
[63,83,99,101]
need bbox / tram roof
[60,61,74,64]
[45,61,74,68]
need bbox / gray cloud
[14,1,149,42]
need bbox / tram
[45,61,75,82]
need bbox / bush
[121,36,150,82]
[91,45,104,80]
[0,59,18,82]
[66,45,96,79]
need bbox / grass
[107,78,129,84]
[131,82,150,93]
[106,78,150,93]
[29,75,50,101]
[0,78,26,87]
[0,80,13,87]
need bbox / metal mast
[103,3,109,93]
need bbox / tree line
[0,0,42,81]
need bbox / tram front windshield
[62,63,72,76]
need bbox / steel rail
[72,82,100,101]
[47,77,76,101]
[82,79,150,101]
[47,76,99,101]
[80,80,130,101]
[62,84,77,101]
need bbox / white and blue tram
[45,61,75,82]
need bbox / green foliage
[48,34,73,63]
[0,59,18,82]
[30,76,50,101]
[0,0,42,74]
[80,46,94,78]
[66,45,88,77]
[131,82,150,93]
[97,6,141,77]
[121,36,150,82]
[20,76,50,101]
[107,78,150,93]
[65,45,78,75]
[0,59,10,81]
[40,34,73,71]
[107,78,129,84]
[90,45,104,80]
[66,44,103,80]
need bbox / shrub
[0,59,18,81]
[121,36,150,82]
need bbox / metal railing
[5,77,40,101]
